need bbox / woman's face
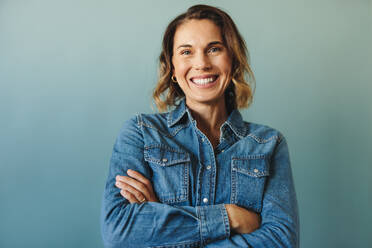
[172,19,232,108]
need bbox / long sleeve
[101,116,230,248]
[205,136,299,248]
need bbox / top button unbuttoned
[253,168,259,173]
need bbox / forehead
[173,19,223,47]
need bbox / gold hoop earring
[171,75,177,83]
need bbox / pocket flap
[232,155,269,177]
[144,145,190,166]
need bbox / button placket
[195,129,216,205]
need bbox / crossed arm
[115,169,261,235]
[101,117,299,247]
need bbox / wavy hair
[153,4,255,112]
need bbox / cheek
[215,56,232,75]
[173,60,189,77]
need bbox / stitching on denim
[235,170,269,177]
[136,114,141,127]
[139,112,191,137]
[232,157,270,177]
[220,205,230,238]
[144,144,189,154]
[230,161,236,204]
[206,134,216,205]
[209,168,213,204]
[167,107,187,128]
[143,144,190,203]
[148,239,200,248]
[143,145,191,166]
[184,159,189,200]
[231,158,268,212]
[139,120,190,137]
[193,127,218,205]
[198,206,206,245]
[197,161,203,206]
[226,120,245,139]
[210,163,216,204]
[232,154,267,160]
[166,111,173,127]
[201,207,210,246]
[144,157,190,166]
[247,134,280,143]
[196,206,203,247]
[160,194,187,203]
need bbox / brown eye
[208,47,221,53]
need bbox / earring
[171,75,177,82]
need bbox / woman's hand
[225,204,261,234]
[115,169,159,204]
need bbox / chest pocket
[144,145,191,204]
[231,155,270,212]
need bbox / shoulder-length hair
[153,4,255,112]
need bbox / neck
[186,98,228,147]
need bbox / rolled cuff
[197,204,230,245]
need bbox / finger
[116,175,151,200]
[126,170,153,190]
[116,181,146,203]
[119,189,127,199]
[121,190,140,204]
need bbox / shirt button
[206,165,211,170]
[162,158,168,163]
[253,168,259,173]
[201,138,205,142]
[221,149,224,153]
[203,198,208,203]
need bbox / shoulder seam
[138,113,190,137]
[247,134,281,144]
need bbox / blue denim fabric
[101,99,299,248]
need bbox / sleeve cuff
[197,204,230,244]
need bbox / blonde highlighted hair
[153,4,255,112]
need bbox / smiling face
[172,19,232,109]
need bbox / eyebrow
[176,41,224,50]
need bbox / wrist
[225,204,239,231]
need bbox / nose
[193,52,211,70]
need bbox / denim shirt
[101,99,299,248]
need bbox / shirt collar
[167,98,190,127]
[167,98,247,138]
[223,109,248,139]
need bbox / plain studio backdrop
[0,0,371,247]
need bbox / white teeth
[192,77,215,85]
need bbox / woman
[101,4,299,248]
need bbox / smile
[190,75,218,85]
